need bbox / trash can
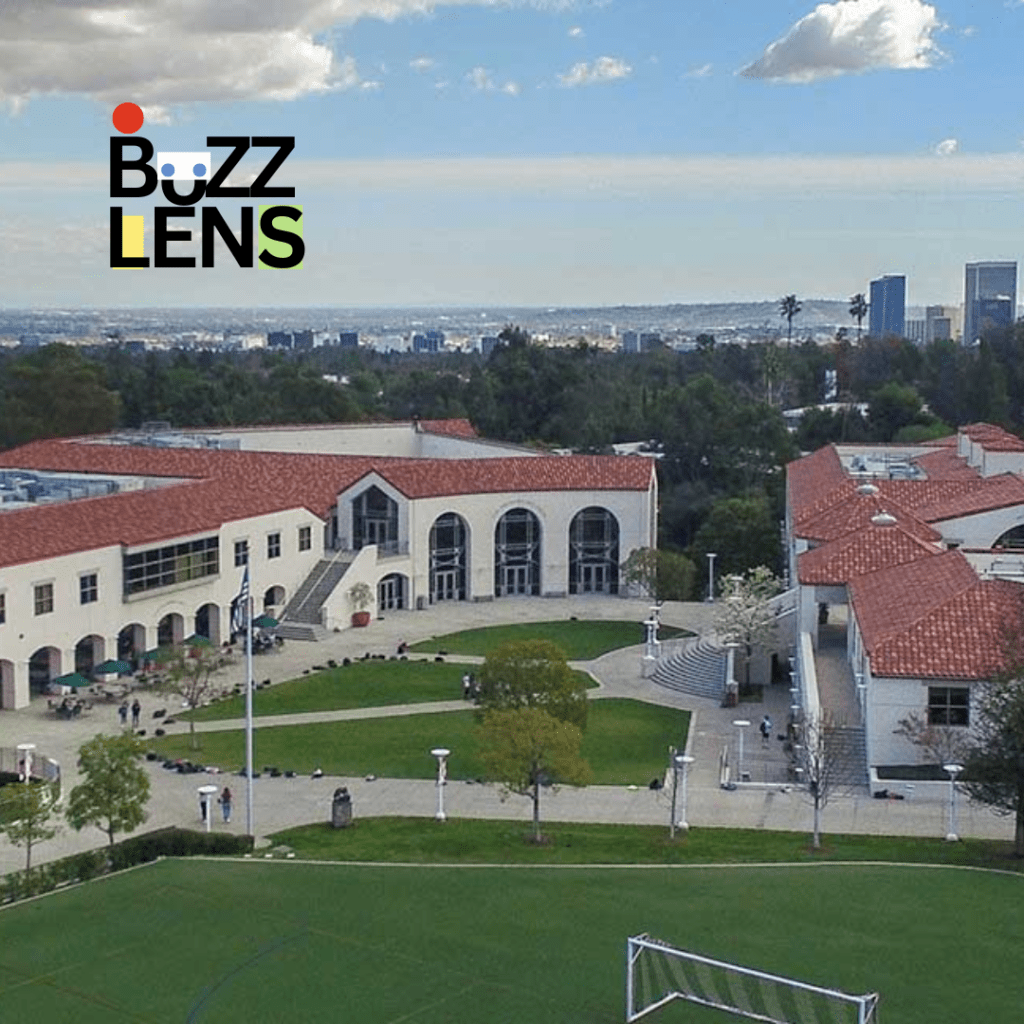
[331,786,352,828]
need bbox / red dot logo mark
[113,103,144,134]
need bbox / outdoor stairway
[824,724,869,789]
[277,554,353,642]
[652,635,727,701]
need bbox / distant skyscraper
[868,275,906,338]
[621,330,640,354]
[964,261,1017,345]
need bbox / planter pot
[351,611,371,627]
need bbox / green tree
[66,733,150,847]
[0,780,61,875]
[621,547,696,602]
[779,294,802,345]
[867,381,931,442]
[476,640,588,731]
[849,293,868,341]
[153,642,235,750]
[691,495,782,578]
[477,707,591,842]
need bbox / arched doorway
[118,623,146,670]
[494,508,541,596]
[353,485,399,554]
[263,585,285,612]
[194,603,221,645]
[378,573,407,611]
[429,513,468,602]
[29,647,61,695]
[568,507,620,594]
[75,634,104,676]
[157,612,185,648]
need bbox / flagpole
[245,591,254,837]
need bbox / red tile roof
[960,422,1024,452]
[910,473,1024,523]
[417,418,478,438]
[911,447,979,481]
[0,436,652,569]
[798,521,942,586]
[796,486,940,545]
[787,445,849,526]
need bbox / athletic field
[0,859,1020,1022]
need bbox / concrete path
[0,597,1012,873]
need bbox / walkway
[0,597,1011,873]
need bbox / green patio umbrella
[252,614,278,629]
[94,659,132,675]
[54,671,90,688]
[183,633,213,647]
[143,646,175,663]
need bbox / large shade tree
[66,733,150,847]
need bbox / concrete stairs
[652,635,727,701]
[278,554,353,641]
[825,724,869,788]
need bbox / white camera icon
[157,152,213,182]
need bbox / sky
[0,0,1022,310]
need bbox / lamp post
[943,763,964,842]
[197,784,218,833]
[670,754,695,837]
[706,552,717,602]
[431,747,450,821]
[855,673,867,724]
[733,719,751,783]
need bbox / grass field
[186,662,597,723]
[151,699,690,785]
[0,857,1020,1023]
[409,619,691,660]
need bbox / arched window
[352,485,399,553]
[993,524,1024,550]
[430,513,468,602]
[378,573,407,611]
[568,507,619,594]
[494,508,541,596]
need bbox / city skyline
[1,1,1022,309]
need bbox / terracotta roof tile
[0,436,651,569]
[787,445,850,525]
[911,447,979,481]
[798,522,942,586]
[796,487,939,545]
[909,473,1024,523]
[961,422,1024,452]
[417,418,478,438]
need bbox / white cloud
[685,63,713,79]
[0,1,568,108]
[568,25,583,37]
[467,66,494,91]
[501,81,520,96]
[409,56,435,72]
[559,56,632,87]
[934,137,958,155]
[740,0,943,83]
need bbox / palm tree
[849,293,868,342]
[779,295,801,345]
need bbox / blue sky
[0,0,1022,309]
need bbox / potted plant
[348,581,374,627]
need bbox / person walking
[118,701,129,729]
[219,786,233,824]
[131,698,141,729]
[760,715,772,747]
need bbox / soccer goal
[626,934,879,1024]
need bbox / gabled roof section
[871,579,1024,680]
[909,473,1024,524]
[961,422,1024,452]
[849,550,979,655]
[910,446,979,481]
[797,486,939,545]
[787,445,849,525]
[798,520,942,586]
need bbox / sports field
[0,858,1020,1023]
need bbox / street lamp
[706,552,717,602]
[197,784,218,833]
[670,754,695,837]
[431,747,450,821]
[943,763,964,842]
[733,720,751,783]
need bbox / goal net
[626,935,879,1024]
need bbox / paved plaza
[0,597,1012,873]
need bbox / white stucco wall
[931,503,1024,550]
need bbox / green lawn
[0,857,1020,1023]
[409,619,691,660]
[269,816,1024,871]
[150,698,690,785]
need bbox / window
[34,583,54,616]
[267,532,281,559]
[928,686,969,727]
[298,525,312,552]
[80,573,98,604]
[234,539,248,567]
[123,537,219,595]
[0,592,5,624]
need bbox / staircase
[825,725,869,789]
[277,554,353,642]
[652,635,727,701]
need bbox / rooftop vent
[871,511,897,527]
[856,483,879,496]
